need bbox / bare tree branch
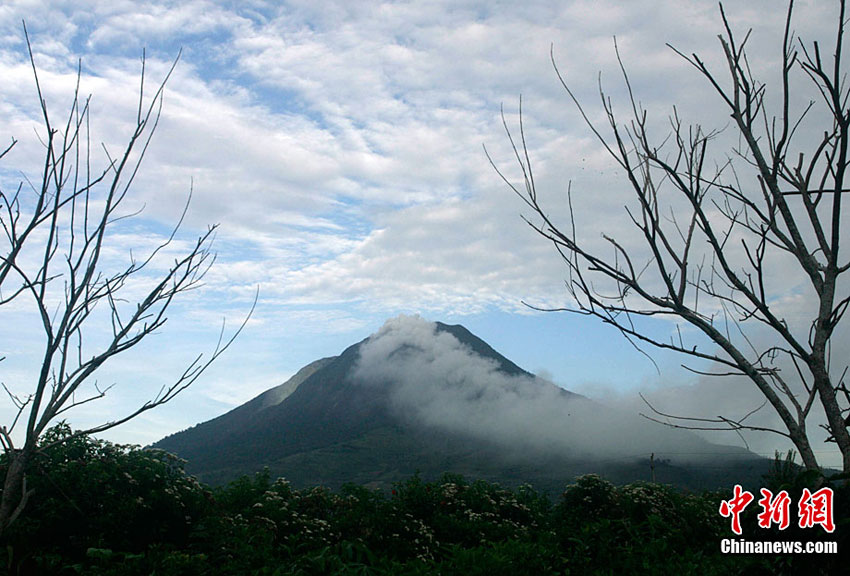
[493,0,850,474]
[0,25,253,535]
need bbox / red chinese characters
[720,485,836,534]
[798,487,835,533]
[719,484,754,535]
[757,488,791,530]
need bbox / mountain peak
[357,315,531,379]
[154,315,765,491]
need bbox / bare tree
[490,0,850,473]
[0,30,253,533]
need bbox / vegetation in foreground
[0,426,846,575]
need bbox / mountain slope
[154,316,767,491]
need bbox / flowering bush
[3,429,827,575]
[2,423,210,560]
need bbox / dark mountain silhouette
[154,318,769,492]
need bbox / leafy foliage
[0,427,845,574]
[0,424,212,570]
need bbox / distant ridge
[154,316,768,492]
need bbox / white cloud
[352,315,731,462]
[1,0,846,456]
[5,0,834,317]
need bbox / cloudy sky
[0,0,845,467]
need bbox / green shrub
[2,434,833,575]
[2,424,210,565]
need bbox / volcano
[153,316,767,492]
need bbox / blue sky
[1,0,846,466]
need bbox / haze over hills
[154,315,768,492]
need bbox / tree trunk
[0,449,31,537]
[789,426,820,472]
